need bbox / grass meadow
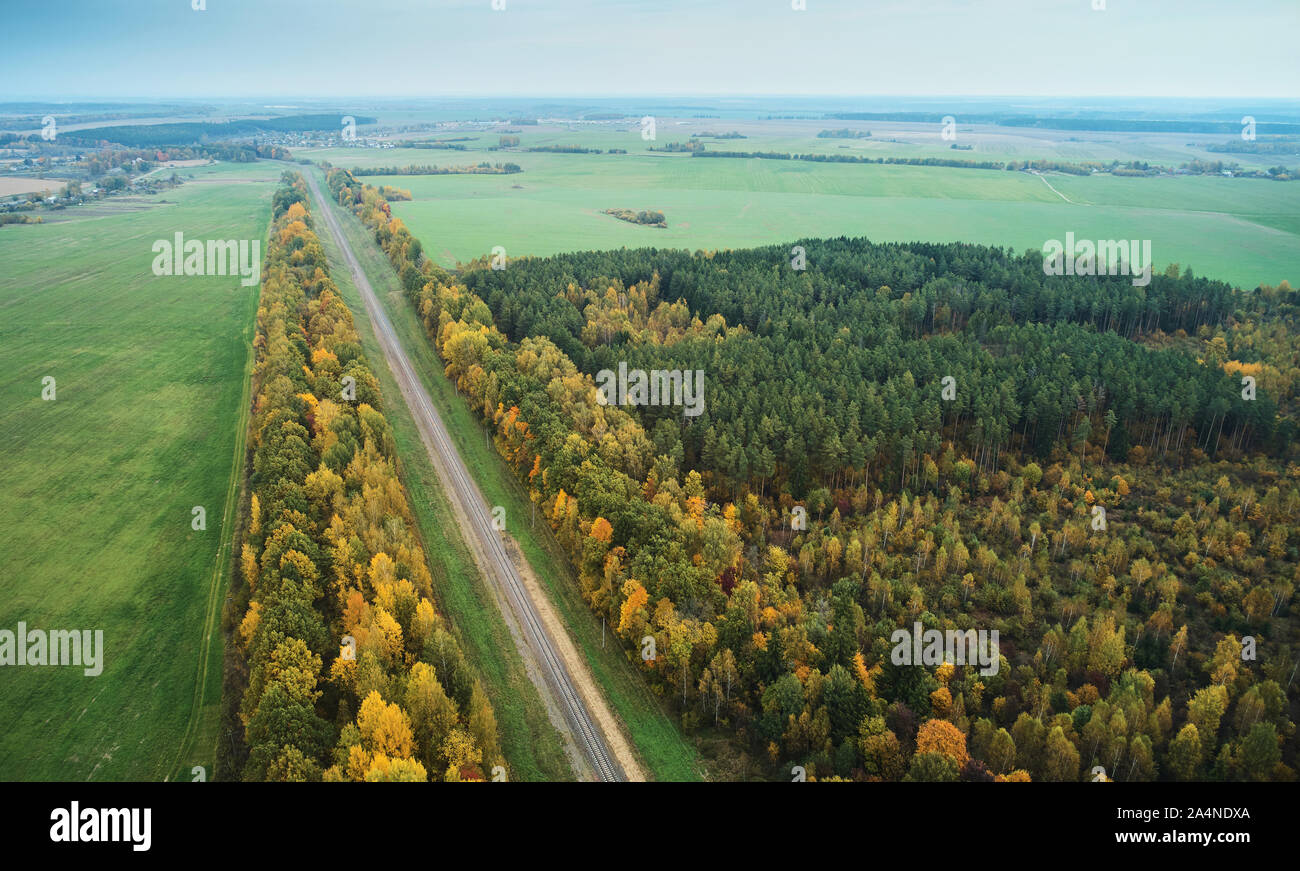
[0,161,279,780]
[305,124,1300,289]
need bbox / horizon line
[3,93,1300,103]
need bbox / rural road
[1031,170,1085,205]
[303,169,630,783]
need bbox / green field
[0,162,279,780]
[304,127,1300,289]
[339,117,1299,170]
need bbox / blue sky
[2,0,1296,99]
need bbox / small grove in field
[692,149,1296,179]
[604,208,666,228]
[330,168,1298,782]
[220,172,502,782]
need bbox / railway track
[303,169,624,782]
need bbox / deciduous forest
[219,173,503,782]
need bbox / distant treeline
[691,149,1294,179]
[0,108,204,131]
[693,149,1005,170]
[1001,117,1300,135]
[524,144,602,153]
[62,114,375,147]
[0,100,210,114]
[390,140,468,151]
[649,141,706,153]
[350,162,521,176]
[1205,139,1300,155]
[818,128,872,139]
[825,112,1300,135]
[693,131,747,139]
[1179,159,1295,180]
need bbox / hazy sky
[3,0,1296,99]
